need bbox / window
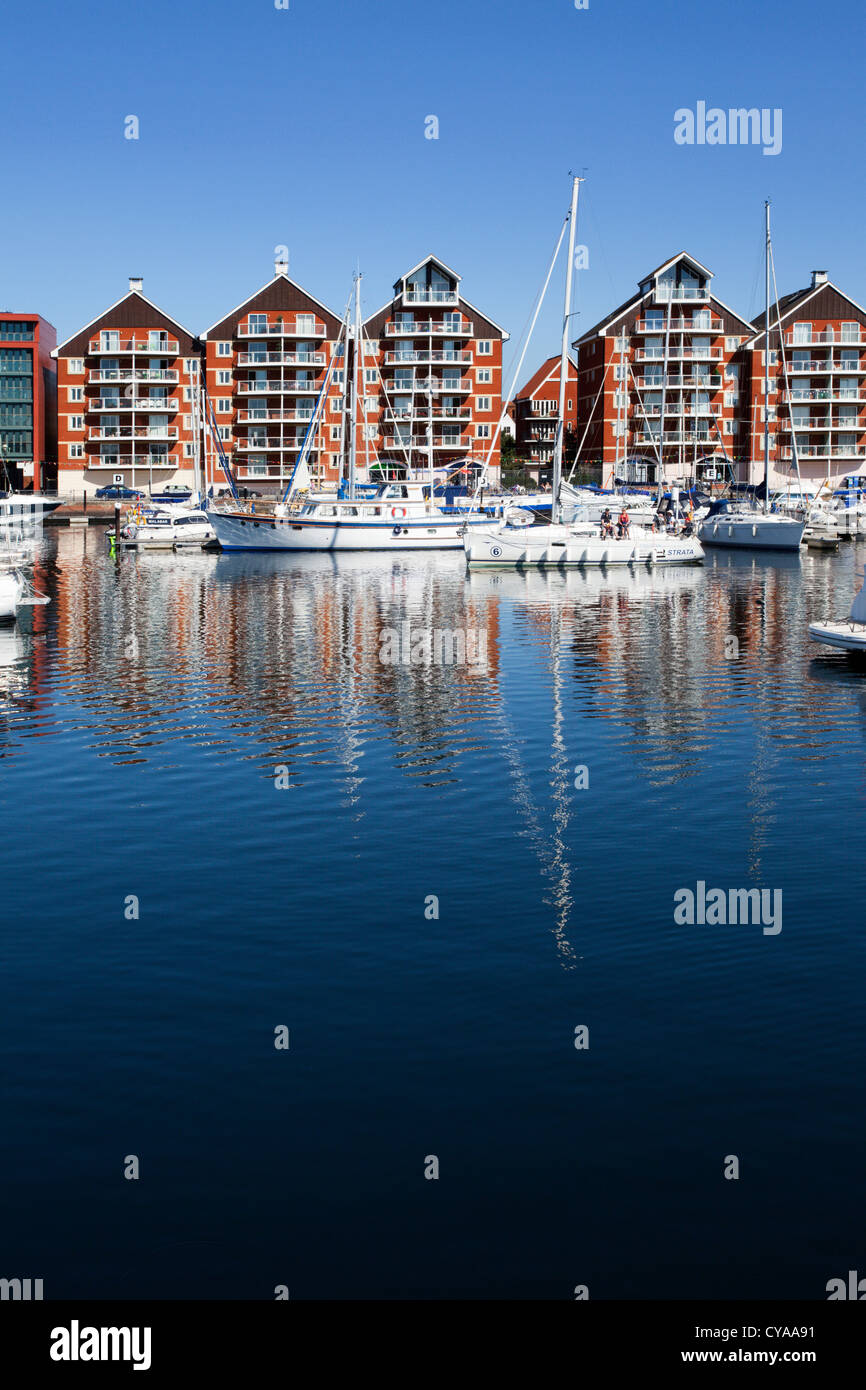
[219,426,231,441]
[841,322,860,344]
[185,359,198,376]
[216,370,231,386]
[331,425,343,441]
[792,323,812,345]
[184,443,194,458]
[183,388,192,402]
[614,364,626,381]
[333,370,344,385]
[70,415,83,430]
[477,396,491,412]
[68,387,83,402]
[217,398,231,413]
[68,358,84,374]
[725,337,739,351]
[476,424,491,439]
[216,342,232,357]
[477,340,492,355]
[296,314,315,334]
[567,399,573,410]
[69,443,84,458]
[330,398,342,413]
[722,417,732,433]
[476,368,492,384]
[364,369,377,384]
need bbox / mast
[553,175,581,524]
[763,199,771,513]
[348,273,361,500]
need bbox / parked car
[95,484,146,500]
[217,486,262,500]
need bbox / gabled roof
[396,253,462,287]
[746,278,866,344]
[513,353,577,401]
[53,289,197,356]
[573,289,651,346]
[201,270,341,339]
[640,250,714,283]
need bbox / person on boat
[600,507,614,538]
[617,508,630,539]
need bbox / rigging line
[470,208,571,511]
[567,350,617,481]
[769,240,804,494]
[361,319,412,476]
[281,292,352,505]
[625,361,664,475]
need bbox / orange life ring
[391,506,407,518]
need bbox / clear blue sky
[3,0,861,385]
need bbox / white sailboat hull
[210,509,488,552]
[463,523,704,567]
[809,621,866,653]
[0,571,24,622]
[698,514,805,551]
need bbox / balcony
[788,357,864,373]
[633,431,714,446]
[784,388,865,404]
[780,445,866,460]
[783,418,861,432]
[88,368,178,384]
[89,397,178,412]
[631,374,720,390]
[383,434,470,449]
[389,377,472,395]
[88,454,177,469]
[385,319,473,337]
[236,320,328,339]
[236,351,326,367]
[634,346,723,363]
[635,404,714,418]
[634,317,723,334]
[653,285,710,303]
[236,409,314,424]
[236,438,303,452]
[389,406,472,421]
[383,350,473,366]
[88,425,179,441]
[401,288,460,307]
[785,330,864,347]
[88,338,179,355]
[236,380,324,395]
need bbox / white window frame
[216,341,232,357]
[216,370,231,386]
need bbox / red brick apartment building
[511,354,578,482]
[53,279,199,495]
[200,259,345,494]
[362,255,508,486]
[0,313,56,491]
[573,252,754,487]
[744,270,866,494]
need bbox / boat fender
[393,526,402,536]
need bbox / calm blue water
[1,527,864,1300]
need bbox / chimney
[811,270,828,288]
[129,276,143,293]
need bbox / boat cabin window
[340,506,358,517]
[379,485,408,499]
[363,507,381,516]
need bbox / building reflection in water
[5,530,866,968]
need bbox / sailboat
[207,276,494,553]
[809,568,866,652]
[698,203,805,553]
[464,177,704,569]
